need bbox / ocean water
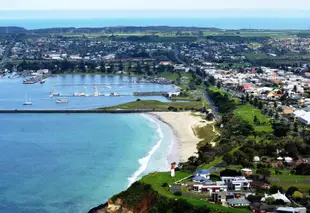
[1,18,310,30]
[0,113,177,213]
[0,74,176,110]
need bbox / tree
[269,185,284,194]
[275,112,279,120]
[100,61,106,73]
[253,115,259,124]
[119,61,124,71]
[246,93,250,102]
[216,81,221,89]
[272,123,290,137]
[257,168,271,181]
[258,101,263,110]
[220,169,242,177]
[294,163,310,175]
[286,186,299,197]
[293,122,298,132]
[274,102,278,109]
[206,113,215,121]
[209,76,216,85]
[253,98,259,107]
[223,153,234,165]
[265,197,275,204]
[292,191,303,201]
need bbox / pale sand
[149,112,210,163]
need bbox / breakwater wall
[0,109,166,113]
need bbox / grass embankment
[234,104,273,133]
[195,124,218,149]
[103,100,203,111]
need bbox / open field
[103,100,203,111]
[269,169,310,192]
[234,104,273,132]
[157,71,179,81]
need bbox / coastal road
[198,88,221,121]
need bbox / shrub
[136,98,141,101]
[173,191,182,196]
[144,184,151,191]
[161,182,169,187]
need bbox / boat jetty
[22,69,51,84]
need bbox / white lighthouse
[170,163,176,177]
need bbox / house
[241,168,253,176]
[291,110,307,120]
[211,191,226,203]
[279,106,293,115]
[193,181,227,195]
[160,61,172,66]
[227,198,250,207]
[250,202,277,213]
[194,169,210,179]
[192,176,210,183]
[221,176,252,191]
[276,207,307,213]
[253,156,260,162]
[298,113,310,125]
[284,157,293,163]
[261,191,291,204]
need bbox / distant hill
[0,26,27,34]
[0,26,222,34]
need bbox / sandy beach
[149,112,208,162]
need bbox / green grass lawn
[157,71,179,81]
[269,169,310,192]
[200,146,240,170]
[234,104,273,132]
[103,100,203,111]
[208,86,230,96]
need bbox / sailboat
[23,94,32,105]
[94,86,100,96]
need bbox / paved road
[197,88,221,121]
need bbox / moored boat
[56,99,69,103]
[23,94,32,105]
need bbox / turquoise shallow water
[0,113,176,213]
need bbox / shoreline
[149,111,208,163]
[127,113,178,187]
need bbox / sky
[1,0,310,10]
[1,0,310,18]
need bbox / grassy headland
[102,100,204,111]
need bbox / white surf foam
[127,114,164,187]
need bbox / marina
[0,74,177,110]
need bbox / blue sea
[0,75,178,213]
[1,18,310,30]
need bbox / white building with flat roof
[221,176,252,191]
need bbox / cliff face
[89,193,157,213]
